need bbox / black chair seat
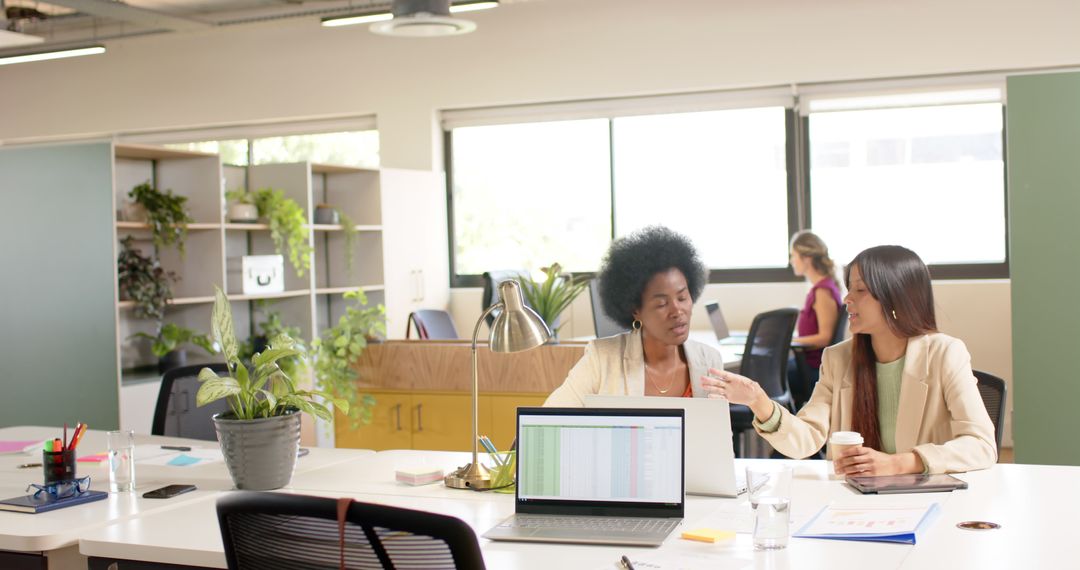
[732,308,799,458]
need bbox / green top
[755,357,908,452]
[875,357,906,454]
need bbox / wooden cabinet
[486,393,547,450]
[335,390,493,451]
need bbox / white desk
[76,451,1069,570]
[0,426,372,563]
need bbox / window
[167,139,250,165]
[808,102,1006,269]
[164,130,380,168]
[612,107,790,269]
[449,120,613,276]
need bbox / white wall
[0,0,1046,445]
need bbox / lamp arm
[470,302,503,467]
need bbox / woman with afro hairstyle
[544,226,725,406]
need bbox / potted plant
[238,307,307,381]
[337,208,358,275]
[313,203,339,225]
[196,286,346,490]
[252,188,312,277]
[130,323,217,372]
[129,181,194,255]
[117,236,177,321]
[312,289,385,429]
[224,189,258,223]
[517,262,588,339]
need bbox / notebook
[584,395,745,497]
[0,490,107,514]
[483,407,685,547]
[705,301,747,346]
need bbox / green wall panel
[1008,72,1080,465]
[0,142,118,429]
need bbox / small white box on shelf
[227,255,285,294]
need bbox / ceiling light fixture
[0,45,105,66]
[322,0,497,36]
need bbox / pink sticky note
[77,453,109,463]
[0,440,38,453]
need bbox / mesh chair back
[740,308,799,409]
[972,370,1007,454]
[407,310,460,340]
[831,305,849,345]
[589,278,628,338]
[218,491,486,570]
[151,363,230,440]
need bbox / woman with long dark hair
[705,245,996,475]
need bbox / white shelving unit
[112,144,449,435]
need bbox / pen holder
[489,451,516,494]
[43,449,76,485]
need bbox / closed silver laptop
[483,407,684,547]
[706,301,748,346]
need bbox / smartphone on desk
[143,484,197,499]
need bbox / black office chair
[729,308,799,458]
[217,491,487,570]
[972,369,1007,455]
[151,363,230,441]
[406,310,460,340]
[790,304,848,409]
[589,278,628,338]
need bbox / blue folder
[794,503,941,545]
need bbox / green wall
[0,142,119,429]
[1008,72,1080,465]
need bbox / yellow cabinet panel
[411,393,492,452]
[487,393,547,450]
[335,391,412,451]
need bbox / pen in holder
[43,449,76,485]
[488,450,516,494]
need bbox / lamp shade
[489,280,551,353]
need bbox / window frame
[446,93,1010,289]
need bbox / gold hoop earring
[632,319,642,331]
[891,309,898,319]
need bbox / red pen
[64,423,68,449]
[70,423,87,450]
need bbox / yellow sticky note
[681,528,736,543]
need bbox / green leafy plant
[518,262,588,336]
[253,188,312,277]
[117,236,177,321]
[312,290,385,428]
[129,182,193,254]
[225,189,256,205]
[238,305,307,381]
[337,208,358,275]
[131,323,216,358]
[196,286,346,421]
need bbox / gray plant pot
[213,408,301,490]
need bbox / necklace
[645,363,681,395]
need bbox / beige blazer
[543,329,725,407]
[756,333,997,474]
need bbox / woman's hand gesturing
[700,368,775,421]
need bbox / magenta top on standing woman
[798,277,843,368]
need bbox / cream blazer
[543,329,725,407]
[756,333,997,474]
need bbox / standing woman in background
[789,230,842,393]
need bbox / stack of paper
[794,503,941,544]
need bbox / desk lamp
[445,279,550,489]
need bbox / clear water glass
[106,429,136,493]
[753,496,791,550]
[746,465,793,509]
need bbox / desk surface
[76,449,1077,570]
[0,426,373,552]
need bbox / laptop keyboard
[507,515,679,534]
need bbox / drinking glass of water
[754,496,791,550]
[746,465,792,509]
[106,429,136,493]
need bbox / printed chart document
[795,503,940,544]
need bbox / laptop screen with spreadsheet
[514,407,684,518]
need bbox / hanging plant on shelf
[311,290,386,429]
[336,208,358,276]
[238,305,307,382]
[117,236,177,321]
[253,188,312,277]
[129,181,194,255]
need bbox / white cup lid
[829,431,863,445]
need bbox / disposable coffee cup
[828,431,863,479]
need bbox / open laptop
[585,395,745,497]
[705,301,748,345]
[483,407,684,547]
